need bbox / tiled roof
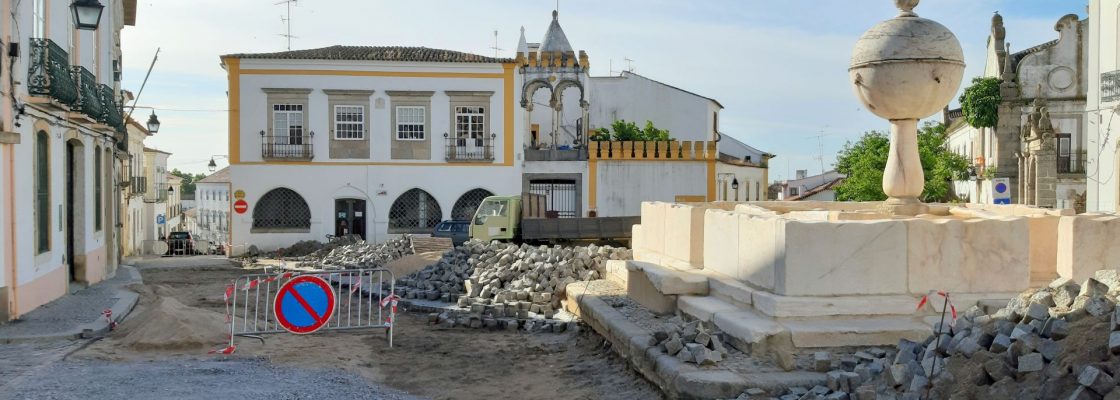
[198,167,230,184]
[788,177,844,201]
[223,46,513,64]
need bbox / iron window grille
[452,189,495,220]
[252,188,311,230]
[388,188,442,233]
[1103,70,1120,103]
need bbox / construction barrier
[225,268,397,351]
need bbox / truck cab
[470,195,520,242]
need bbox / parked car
[433,220,470,246]
[166,231,198,255]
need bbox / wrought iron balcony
[28,38,78,106]
[1058,152,1088,174]
[71,66,103,120]
[444,133,496,162]
[98,84,125,131]
[261,131,314,160]
[1103,70,1120,103]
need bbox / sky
[121,0,1086,180]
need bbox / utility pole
[276,0,298,50]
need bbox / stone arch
[552,79,586,108]
[521,79,553,111]
[252,187,311,231]
[451,188,495,220]
[388,188,442,234]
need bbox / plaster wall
[595,161,706,217]
[229,164,520,254]
[235,61,514,165]
[589,72,719,142]
[1087,0,1120,212]
[1057,214,1120,282]
[715,163,767,202]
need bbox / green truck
[469,194,640,244]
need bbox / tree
[169,169,206,195]
[834,122,969,202]
[591,119,673,141]
[959,77,1001,129]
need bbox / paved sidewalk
[0,266,142,342]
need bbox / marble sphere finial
[896,0,919,17]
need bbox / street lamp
[146,110,161,133]
[208,155,229,172]
[167,185,174,194]
[70,0,105,31]
[731,178,740,202]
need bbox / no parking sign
[274,275,336,334]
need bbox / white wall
[715,163,767,202]
[589,72,719,142]
[595,161,707,216]
[229,164,520,253]
[1087,0,1120,212]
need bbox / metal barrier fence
[227,268,397,348]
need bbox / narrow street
[0,257,660,400]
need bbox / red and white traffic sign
[274,275,336,334]
[233,199,249,214]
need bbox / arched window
[94,146,102,231]
[389,188,442,233]
[35,131,50,253]
[452,188,494,220]
[252,187,310,231]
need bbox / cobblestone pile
[736,270,1120,400]
[298,236,414,270]
[652,317,729,366]
[395,240,631,307]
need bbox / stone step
[707,276,755,309]
[712,309,787,350]
[781,317,931,348]
[627,261,708,296]
[677,295,741,323]
[750,291,918,318]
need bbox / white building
[776,170,845,201]
[142,147,171,244]
[1087,0,1120,212]
[195,167,231,252]
[0,0,138,320]
[221,11,772,254]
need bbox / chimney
[796,170,807,180]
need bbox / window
[756,182,760,201]
[396,106,425,140]
[35,131,50,254]
[454,106,485,144]
[389,188,442,233]
[94,147,102,231]
[272,104,305,144]
[32,0,44,38]
[252,188,310,231]
[334,105,364,140]
[452,188,495,220]
[789,187,800,197]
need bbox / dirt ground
[74,263,661,400]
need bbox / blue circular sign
[995,183,1008,193]
[156,214,166,225]
[274,275,335,334]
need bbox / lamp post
[71,0,105,30]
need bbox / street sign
[156,214,166,225]
[992,177,1011,205]
[234,190,245,200]
[274,275,336,334]
[233,199,249,214]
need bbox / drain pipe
[2,0,18,319]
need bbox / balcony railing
[28,38,78,106]
[1103,70,1120,103]
[144,183,168,203]
[261,132,314,160]
[99,84,125,131]
[71,66,103,120]
[444,133,496,162]
[1058,152,1088,174]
